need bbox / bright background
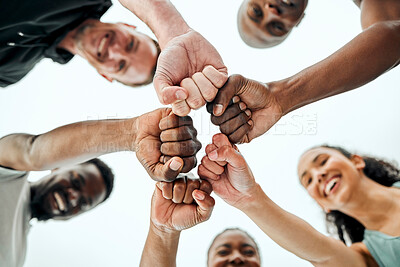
[1,0,399,266]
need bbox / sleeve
[0,166,28,182]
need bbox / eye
[128,39,134,51]
[307,177,312,185]
[217,250,229,256]
[248,3,263,21]
[71,175,81,189]
[118,60,126,71]
[243,250,255,256]
[320,158,328,166]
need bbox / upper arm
[0,133,38,171]
[360,0,400,29]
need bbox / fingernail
[239,102,246,110]
[245,109,251,117]
[156,182,162,189]
[170,159,182,171]
[214,104,223,116]
[194,191,205,200]
[248,120,253,126]
[175,90,186,100]
[232,96,240,103]
[209,150,218,160]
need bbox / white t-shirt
[0,166,31,267]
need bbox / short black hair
[85,158,114,203]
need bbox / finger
[199,179,213,195]
[198,164,220,181]
[212,75,240,116]
[228,121,252,144]
[161,140,202,157]
[201,155,225,175]
[159,114,193,131]
[158,181,173,199]
[153,157,184,181]
[161,155,198,173]
[172,101,191,117]
[154,82,188,105]
[172,178,187,203]
[160,126,197,142]
[220,111,251,135]
[212,133,232,148]
[193,190,215,220]
[192,72,218,102]
[207,145,245,169]
[181,78,206,110]
[202,65,228,88]
[211,102,248,126]
[205,144,226,167]
[183,179,200,204]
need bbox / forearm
[273,20,400,114]
[0,117,138,171]
[118,0,190,48]
[140,223,181,267]
[237,185,362,266]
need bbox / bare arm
[275,19,400,114]
[0,118,137,171]
[118,0,190,48]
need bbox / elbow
[24,135,45,171]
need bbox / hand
[151,177,214,233]
[207,75,283,144]
[198,133,258,208]
[153,30,228,116]
[135,108,202,181]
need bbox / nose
[107,42,127,61]
[264,2,282,17]
[66,188,80,208]
[311,169,327,184]
[229,250,245,264]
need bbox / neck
[340,177,399,231]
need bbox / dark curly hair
[85,158,114,203]
[207,227,261,265]
[316,145,400,245]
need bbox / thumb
[212,75,238,116]
[207,145,245,169]
[193,189,215,221]
[153,74,188,105]
[154,156,184,181]
[202,65,228,89]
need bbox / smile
[323,176,341,196]
[97,32,113,60]
[53,191,67,212]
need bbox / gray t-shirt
[0,166,31,267]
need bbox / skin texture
[58,19,159,85]
[198,134,379,267]
[30,163,106,221]
[140,178,214,267]
[208,229,261,267]
[237,0,308,48]
[0,108,200,182]
[118,0,228,116]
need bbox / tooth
[54,192,66,211]
[98,37,106,56]
[324,178,339,195]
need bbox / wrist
[150,220,181,239]
[235,183,269,212]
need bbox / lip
[52,190,68,214]
[323,175,341,197]
[96,32,114,61]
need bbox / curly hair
[317,145,400,244]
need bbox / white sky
[1,0,399,266]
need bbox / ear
[351,155,366,170]
[99,73,113,82]
[296,12,306,27]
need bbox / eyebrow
[241,243,255,249]
[216,244,231,249]
[300,154,322,180]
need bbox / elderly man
[1,0,159,87]
[0,107,200,267]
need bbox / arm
[198,133,370,267]
[140,178,214,267]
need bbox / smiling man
[0,0,159,87]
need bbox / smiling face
[297,147,366,212]
[237,0,308,48]
[208,229,261,267]
[30,163,106,221]
[74,20,159,85]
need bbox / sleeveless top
[362,181,400,267]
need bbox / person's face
[237,0,308,48]
[297,147,365,212]
[75,20,159,85]
[31,163,106,221]
[208,230,261,267]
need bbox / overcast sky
[1,0,399,266]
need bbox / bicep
[360,0,400,29]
